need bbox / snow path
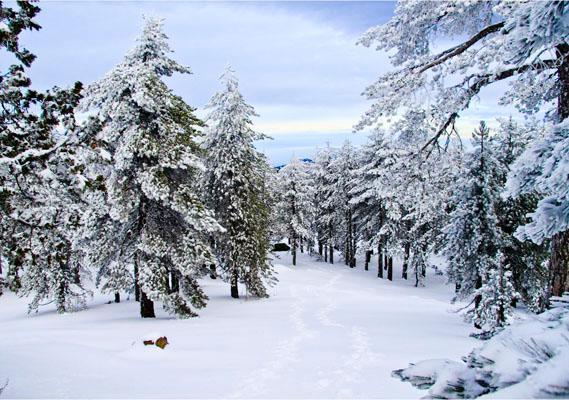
[0,253,476,398]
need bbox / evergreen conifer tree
[79,17,221,318]
[330,141,358,268]
[203,67,275,299]
[0,1,86,311]
[492,119,549,311]
[445,122,515,331]
[276,157,314,266]
[313,146,337,264]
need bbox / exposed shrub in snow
[393,296,569,398]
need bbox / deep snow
[0,252,476,398]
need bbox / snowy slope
[0,253,475,398]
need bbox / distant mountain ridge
[274,158,314,171]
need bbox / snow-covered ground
[0,252,476,398]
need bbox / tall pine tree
[203,67,275,299]
[79,17,221,318]
[445,122,515,332]
[0,1,86,311]
[276,157,314,266]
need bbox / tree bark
[73,263,80,284]
[550,230,569,296]
[134,260,140,302]
[209,263,217,279]
[558,43,569,119]
[318,240,323,257]
[402,242,410,280]
[114,292,120,303]
[170,270,179,293]
[231,268,239,299]
[387,257,393,281]
[140,290,155,318]
[474,275,482,329]
[329,243,334,264]
[324,242,328,262]
[292,234,297,266]
[365,250,371,271]
[378,243,383,278]
[350,222,356,268]
[550,44,569,297]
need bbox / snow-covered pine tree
[276,157,314,266]
[313,145,337,264]
[350,139,379,272]
[0,1,86,311]
[17,142,94,313]
[506,117,569,299]
[387,111,462,287]
[203,67,275,299]
[329,141,358,268]
[445,122,514,331]
[79,17,221,318]
[492,118,550,311]
[506,7,569,298]
[358,0,569,300]
[350,130,392,278]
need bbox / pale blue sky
[20,1,516,164]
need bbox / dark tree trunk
[73,265,81,284]
[134,261,140,302]
[231,269,239,299]
[328,224,334,264]
[378,243,383,279]
[474,275,483,329]
[318,240,323,257]
[208,237,217,279]
[292,234,297,266]
[346,209,354,268]
[171,270,179,293]
[140,290,155,318]
[558,43,569,119]
[365,250,371,271]
[474,280,483,326]
[550,44,569,297]
[351,222,357,268]
[300,237,304,254]
[387,257,393,281]
[114,292,120,303]
[324,242,328,262]
[384,254,388,270]
[550,230,569,296]
[402,242,410,280]
[497,271,506,325]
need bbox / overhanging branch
[415,21,505,74]
[422,59,557,152]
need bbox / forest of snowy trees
[1,0,569,397]
[0,4,275,318]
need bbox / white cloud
[21,1,524,164]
